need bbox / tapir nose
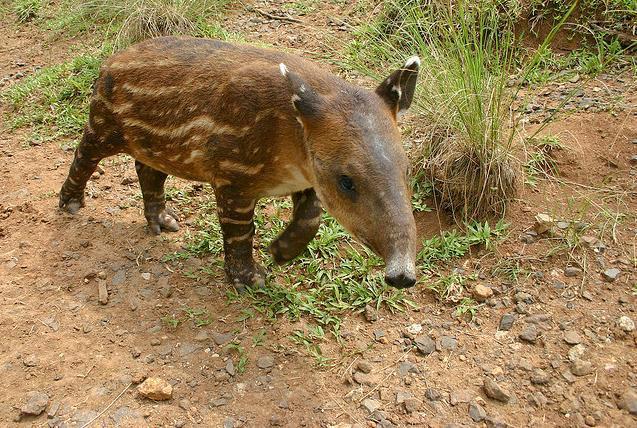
[385,272,416,289]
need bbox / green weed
[161,314,180,329]
[1,51,103,142]
[183,307,211,327]
[46,0,233,48]
[12,0,44,22]
[524,135,563,187]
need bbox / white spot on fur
[184,149,203,164]
[299,84,306,93]
[404,56,421,68]
[219,160,264,175]
[279,63,288,77]
[291,94,301,103]
[392,85,402,99]
[264,165,312,197]
[122,116,246,138]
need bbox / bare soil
[1,2,636,428]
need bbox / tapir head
[280,58,420,288]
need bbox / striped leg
[59,127,112,214]
[135,161,179,235]
[269,189,322,264]
[217,195,265,292]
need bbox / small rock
[404,397,420,413]
[399,361,419,377]
[406,323,422,335]
[564,266,582,277]
[414,335,436,355]
[23,354,38,367]
[618,316,635,332]
[563,330,582,345]
[137,377,173,400]
[568,344,587,362]
[361,398,381,413]
[585,415,596,426]
[534,213,555,234]
[257,355,274,369]
[619,388,637,415]
[499,314,516,331]
[21,391,49,416]
[529,391,548,408]
[223,417,236,428]
[425,388,442,401]
[571,359,593,376]
[473,284,493,301]
[396,391,413,404]
[519,325,539,343]
[47,401,60,418]
[483,377,510,403]
[225,360,235,376]
[450,389,473,405]
[364,305,378,322]
[194,331,209,342]
[141,272,151,281]
[469,401,487,422]
[211,331,234,345]
[437,336,457,351]
[112,269,126,286]
[531,368,550,385]
[131,347,141,358]
[630,155,637,165]
[357,360,373,374]
[514,292,533,304]
[352,371,377,387]
[98,280,108,304]
[602,268,620,282]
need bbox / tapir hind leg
[135,161,180,235]
[269,188,322,264]
[216,193,265,292]
[59,127,117,214]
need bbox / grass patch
[46,0,234,48]
[524,134,564,187]
[11,0,45,22]
[1,50,104,143]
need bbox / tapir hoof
[226,264,266,294]
[146,208,180,235]
[59,194,85,214]
[268,236,310,265]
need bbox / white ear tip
[405,56,420,68]
[279,63,288,77]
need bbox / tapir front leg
[216,194,265,292]
[269,188,322,264]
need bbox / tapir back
[89,36,341,197]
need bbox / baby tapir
[59,36,420,290]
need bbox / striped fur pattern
[59,36,420,290]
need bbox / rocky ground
[1,1,637,427]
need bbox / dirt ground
[1,1,636,427]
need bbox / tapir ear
[375,56,420,118]
[279,63,324,119]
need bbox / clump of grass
[12,0,45,22]
[1,50,103,142]
[349,1,522,222]
[56,0,232,48]
[348,1,579,223]
[524,134,564,187]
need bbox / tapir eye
[338,175,355,193]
